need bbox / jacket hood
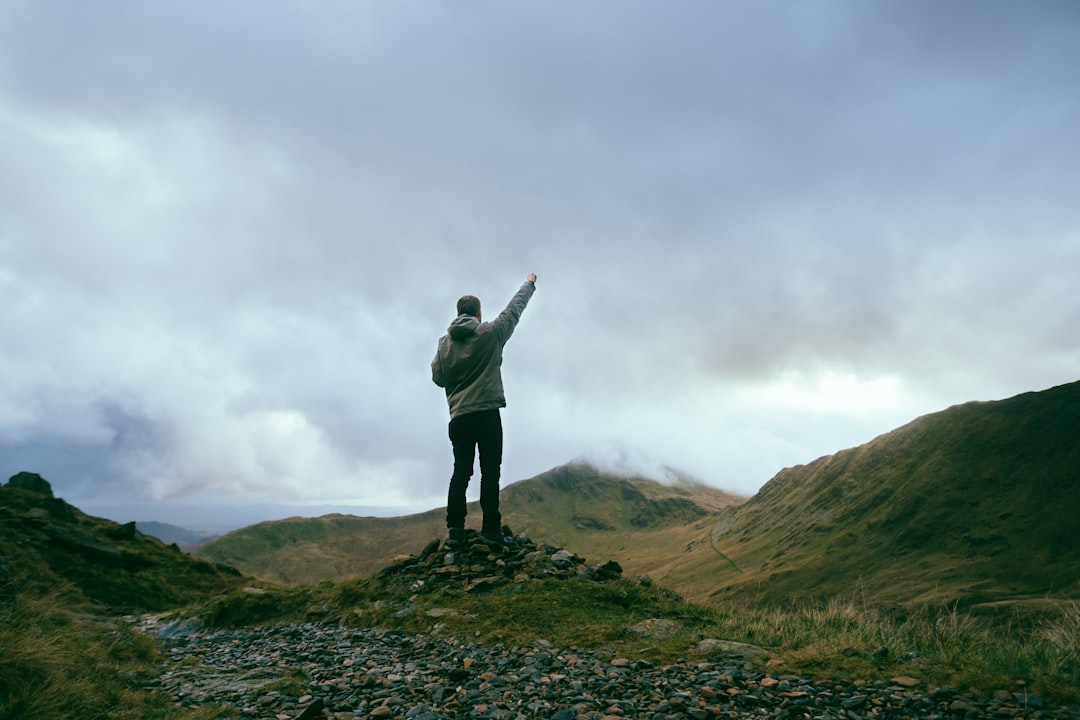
[447,314,480,340]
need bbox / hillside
[193,509,447,584]
[193,466,742,585]
[500,463,744,582]
[667,380,1080,608]
[195,380,1079,610]
[136,521,219,551]
[0,472,246,613]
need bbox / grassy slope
[0,485,246,613]
[194,509,447,584]
[0,483,254,719]
[672,380,1080,608]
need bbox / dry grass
[319,574,1080,706]
[0,596,235,720]
[693,596,1080,704]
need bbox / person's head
[456,295,481,320]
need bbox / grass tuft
[0,596,240,719]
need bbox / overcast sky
[2,2,1077,531]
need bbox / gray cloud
[2,1,1077,527]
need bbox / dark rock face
[6,471,54,496]
[106,521,139,541]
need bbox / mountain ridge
[0,473,246,613]
[195,380,1079,611]
[192,469,741,585]
[677,380,1080,608]
[136,521,219,551]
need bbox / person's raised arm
[490,273,537,344]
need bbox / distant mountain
[136,521,218,550]
[667,380,1080,610]
[195,381,1079,612]
[500,463,745,581]
[193,509,447,585]
[0,473,246,613]
[192,466,743,586]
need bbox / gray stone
[141,619,1079,720]
[626,618,683,638]
[157,616,204,640]
[294,697,326,720]
[697,639,768,659]
[549,549,579,568]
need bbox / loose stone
[136,530,1079,720]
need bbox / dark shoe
[480,532,516,549]
[447,527,466,548]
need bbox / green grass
[0,486,246,614]
[700,597,1080,702]
[0,596,241,720]
[410,577,707,648]
[691,381,1080,609]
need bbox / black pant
[446,408,503,534]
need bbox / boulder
[626,617,683,638]
[106,521,138,541]
[6,472,54,496]
[594,560,623,580]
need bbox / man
[432,273,537,548]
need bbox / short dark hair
[456,295,481,317]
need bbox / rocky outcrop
[376,528,626,595]
[6,471,54,496]
[15,508,151,568]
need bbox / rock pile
[376,528,624,595]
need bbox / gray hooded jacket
[432,281,535,418]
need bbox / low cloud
[2,3,1077,526]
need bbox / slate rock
[626,617,682,638]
